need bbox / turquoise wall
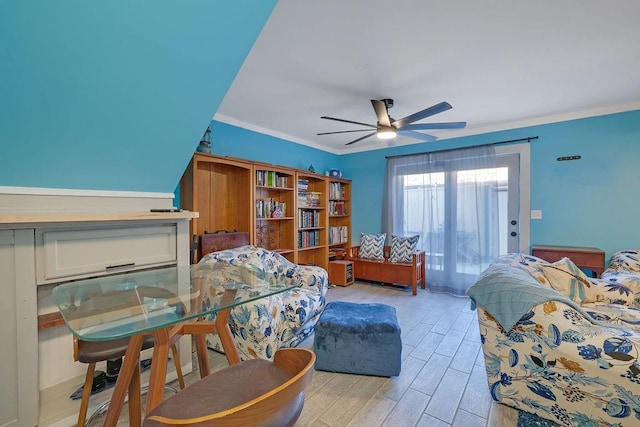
[340,110,640,261]
[209,120,341,174]
[2,0,637,262]
[0,1,276,192]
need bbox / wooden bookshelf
[296,171,328,270]
[180,154,253,261]
[254,165,296,262]
[328,177,351,260]
[329,260,354,286]
[180,154,351,270]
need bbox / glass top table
[53,263,295,426]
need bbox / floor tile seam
[452,365,492,420]
[406,351,455,402]
[452,408,489,426]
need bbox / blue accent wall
[0,1,276,192]
[209,121,340,174]
[2,1,638,262]
[340,110,640,261]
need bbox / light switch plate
[531,210,543,220]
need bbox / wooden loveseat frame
[346,246,426,295]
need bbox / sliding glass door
[385,147,520,295]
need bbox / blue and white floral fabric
[600,249,640,308]
[473,253,640,426]
[198,245,328,361]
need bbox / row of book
[329,182,347,200]
[256,199,286,218]
[298,191,322,207]
[329,201,347,216]
[329,226,348,244]
[298,230,321,248]
[297,178,308,191]
[256,170,289,188]
[298,210,320,228]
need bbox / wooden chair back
[197,231,250,262]
[144,348,315,426]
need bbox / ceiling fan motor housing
[318,99,465,145]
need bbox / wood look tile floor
[91,281,518,427]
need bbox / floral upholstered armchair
[469,252,640,426]
[198,245,328,361]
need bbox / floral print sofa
[198,245,328,361]
[468,252,640,426]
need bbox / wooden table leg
[145,327,171,413]
[215,307,241,365]
[193,333,210,378]
[103,334,143,426]
[128,361,142,427]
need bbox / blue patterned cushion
[390,234,419,263]
[198,245,328,360]
[359,233,386,260]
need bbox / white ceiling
[216,0,640,154]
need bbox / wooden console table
[531,245,605,277]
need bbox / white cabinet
[0,187,197,426]
[0,216,195,426]
[0,230,38,427]
[35,224,177,284]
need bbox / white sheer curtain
[382,145,500,296]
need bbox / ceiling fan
[318,99,466,145]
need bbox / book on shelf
[329,226,348,244]
[329,182,346,200]
[329,247,347,258]
[329,200,347,216]
[256,198,286,218]
[297,178,309,191]
[297,230,321,248]
[298,210,320,228]
[298,191,322,207]
[256,170,289,187]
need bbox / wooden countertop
[0,210,199,225]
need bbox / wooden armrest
[346,246,361,259]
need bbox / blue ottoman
[313,301,402,377]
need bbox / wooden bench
[346,246,426,295]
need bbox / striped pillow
[390,235,420,263]
[359,233,386,260]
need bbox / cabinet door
[35,225,177,284]
[0,229,38,427]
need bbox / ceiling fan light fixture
[377,126,397,140]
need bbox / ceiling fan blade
[402,121,467,131]
[393,102,452,129]
[370,99,391,127]
[345,132,377,146]
[321,116,377,129]
[398,130,437,142]
[317,129,374,136]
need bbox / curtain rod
[385,136,539,159]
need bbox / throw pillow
[359,233,386,260]
[594,272,640,306]
[540,257,603,304]
[390,234,420,263]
